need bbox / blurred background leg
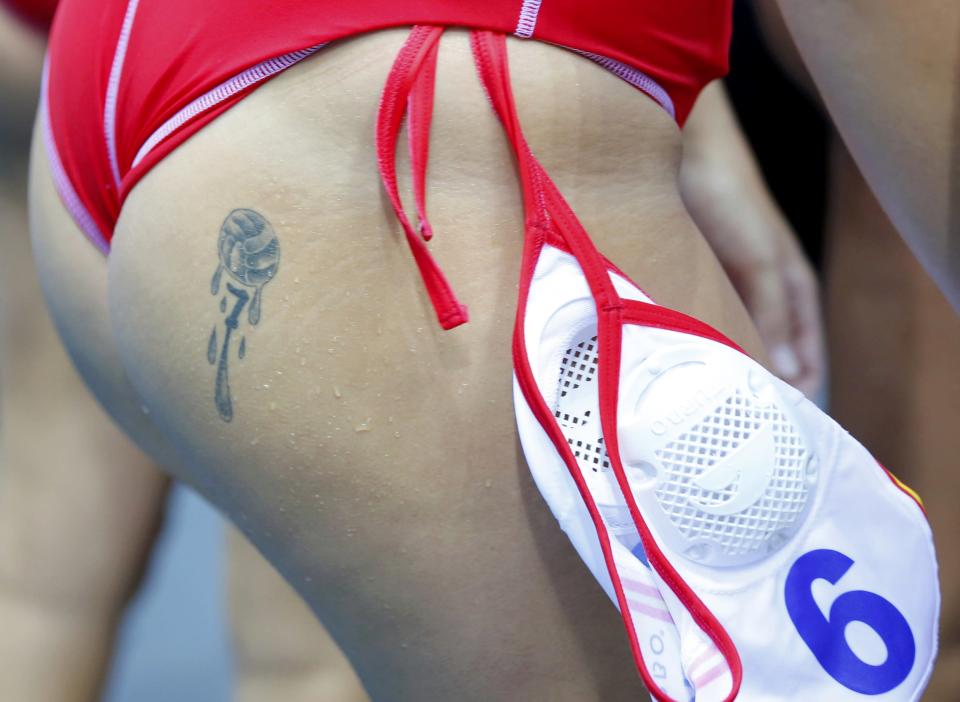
[824,140,960,700]
[0,104,171,702]
[728,5,958,694]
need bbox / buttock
[31,29,761,701]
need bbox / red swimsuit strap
[375,26,468,330]
[407,33,439,242]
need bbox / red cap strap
[470,31,620,311]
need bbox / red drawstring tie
[376,25,467,330]
[407,32,438,242]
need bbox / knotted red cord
[407,34,438,241]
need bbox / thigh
[227,528,368,702]
[35,30,762,701]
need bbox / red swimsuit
[43,0,731,254]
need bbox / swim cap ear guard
[377,27,940,702]
[514,243,938,701]
[471,32,939,702]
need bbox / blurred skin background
[0,0,957,700]
[726,2,960,697]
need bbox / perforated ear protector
[616,340,815,569]
[550,311,817,571]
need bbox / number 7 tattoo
[207,209,281,422]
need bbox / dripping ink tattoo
[208,209,280,422]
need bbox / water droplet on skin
[393,431,401,438]
[238,336,246,359]
[355,419,372,432]
[484,479,492,489]
[250,437,260,446]
[334,386,342,398]
[294,276,300,284]
[207,326,217,364]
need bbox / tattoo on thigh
[207,209,281,422]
